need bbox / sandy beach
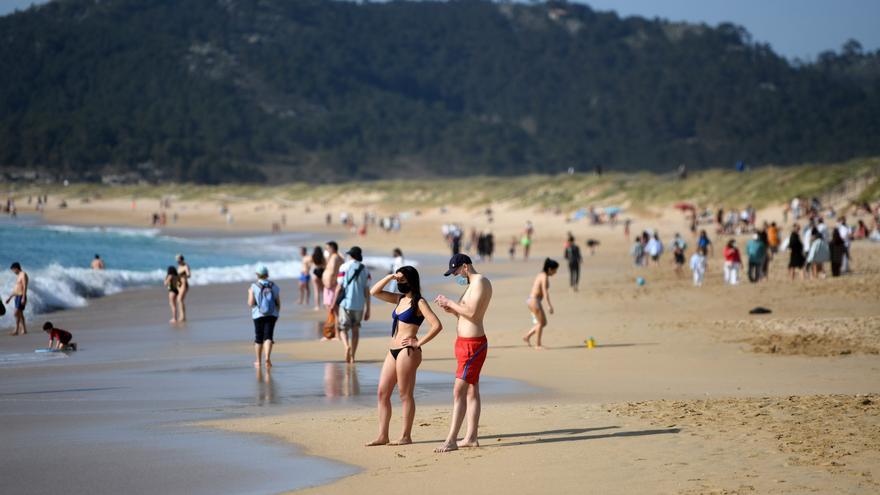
[4,191,869,494]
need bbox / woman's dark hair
[393,248,403,257]
[543,258,559,273]
[43,321,53,331]
[832,229,843,243]
[812,227,821,238]
[395,265,422,314]
[312,246,325,266]
[167,266,178,276]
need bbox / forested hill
[1,0,879,183]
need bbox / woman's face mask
[397,282,411,294]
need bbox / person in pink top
[722,239,741,285]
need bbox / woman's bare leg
[313,279,323,310]
[168,292,178,323]
[367,353,397,446]
[391,348,422,445]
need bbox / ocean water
[0,218,397,326]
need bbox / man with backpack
[333,246,371,363]
[248,266,281,368]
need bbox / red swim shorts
[455,336,488,384]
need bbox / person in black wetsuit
[366,266,443,447]
[563,234,582,291]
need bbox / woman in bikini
[176,254,191,322]
[310,246,326,311]
[523,258,559,350]
[367,266,443,446]
[165,266,181,324]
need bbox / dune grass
[6,157,879,211]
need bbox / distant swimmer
[176,254,191,322]
[434,254,492,453]
[42,321,76,351]
[91,254,105,270]
[366,266,443,446]
[165,266,181,323]
[6,262,29,335]
[523,258,558,350]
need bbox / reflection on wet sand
[324,362,361,398]
[256,367,278,405]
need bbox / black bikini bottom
[390,346,419,360]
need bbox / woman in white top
[806,227,830,279]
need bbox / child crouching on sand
[43,322,76,351]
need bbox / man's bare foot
[365,438,390,447]
[8,331,18,336]
[534,345,545,350]
[461,439,480,448]
[265,360,272,368]
[254,361,261,369]
[313,306,321,311]
[169,319,177,324]
[434,441,459,453]
[389,437,412,446]
[522,335,531,347]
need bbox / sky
[1,0,878,60]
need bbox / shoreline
[3,195,880,494]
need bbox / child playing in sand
[689,247,707,287]
[523,258,558,350]
[43,322,76,351]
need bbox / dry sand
[37,194,880,493]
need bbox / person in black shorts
[249,266,281,368]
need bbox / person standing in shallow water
[563,234,582,291]
[6,262,29,335]
[366,266,443,447]
[434,254,492,453]
[249,266,281,368]
[176,254,191,322]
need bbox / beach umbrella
[674,202,695,211]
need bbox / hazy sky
[1,0,877,60]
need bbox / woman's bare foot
[461,439,480,448]
[8,331,18,336]
[389,437,412,446]
[365,437,390,447]
[253,361,261,369]
[313,306,320,311]
[265,360,272,368]
[534,345,545,350]
[169,319,177,324]
[522,335,531,347]
[434,441,458,453]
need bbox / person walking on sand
[6,262,29,335]
[322,241,344,309]
[523,258,559,349]
[91,254,105,270]
[671,233,686,277]
[433,254,492,453]
[298,247,312,305]
[564,235,582,291]
[689,247,707,287]
[310,246,326,310]
[248,266,281,368]
[521,221,534,261]
[746,233,767,283]
[722,240,741,285]
[164,266,181,324]
[807,227,830,279]
[333,247,370,363]
[176,254,191,322]
[697,230,714,257]
[787,225,806,280]
[646,232,663,265]
[830,229,846,277]
[366,266,443,446]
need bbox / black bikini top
[391,299,424,336]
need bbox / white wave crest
[43,225,162,238]
[0,256,405,326]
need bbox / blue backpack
[255,281,276,315]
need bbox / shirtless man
[6,262,29,335]
[322,241,344,308]
[91,254,105,270]
[433,254,493,453]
